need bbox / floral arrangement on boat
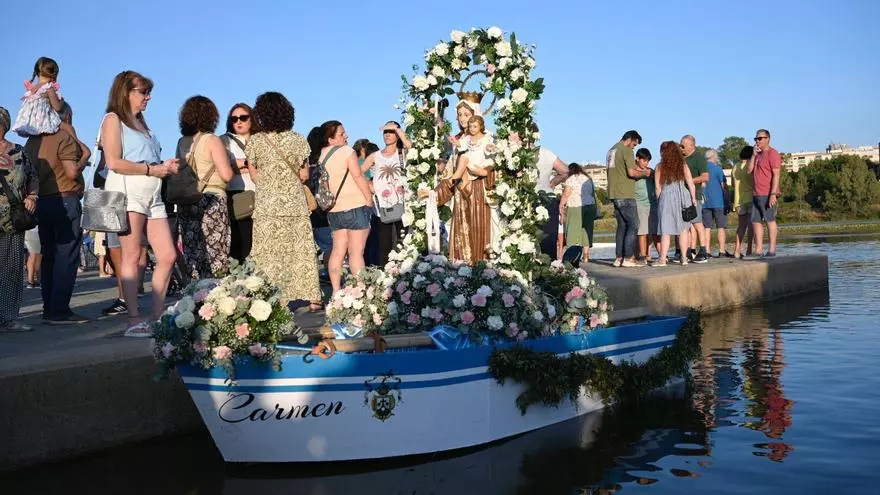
[399,26,546,274]
[151,259,305,380]
[327,252,612,342]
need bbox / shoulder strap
[265,134,305,174]
[319,146,348,200]
[226,134,247,153]
[188,133,216,192]
[0,173,20,204]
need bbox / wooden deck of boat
[0,254,828,470]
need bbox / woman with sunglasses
[221,103,257,262]
[101,70,180,337]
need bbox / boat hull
[177,316,685,463]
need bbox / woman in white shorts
[101,71,180,337]
[24,226,41,288]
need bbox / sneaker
[651,260,668,267]
[693,252,709,264]
[0,321,34,332]
[101,299,128,316]
[722,251,735,259]
[25,282,39,289]
[621,259,642,268]
[123,321,153,338]
[686,249,696,261]
[46,313,90,325]
[612,258,623,268]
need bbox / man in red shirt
[747,129,781,257]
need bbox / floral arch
[395,26,548,275]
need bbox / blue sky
[2,0,878,165]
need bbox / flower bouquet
[534,260,612,334]
[152,259,305,381]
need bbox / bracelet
[145,164,150,176]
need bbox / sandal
[123,321,153,338]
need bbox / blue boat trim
[183,340,672,393]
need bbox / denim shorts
[328,205,372,231]
[750,195,777,223]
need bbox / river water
[3,235,878,494]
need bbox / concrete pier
[0,254,828,471]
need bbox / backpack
[315,146,345,211]
[165,133,214,205]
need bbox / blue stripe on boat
[180,326,672,393]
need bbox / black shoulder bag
[0,173,37,232]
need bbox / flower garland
[487,312,704,415]
[398,26,547,274]
[151,259,305,382]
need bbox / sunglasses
[754,136,768,141]
[131,88,151,96]
[383,129,397,135]
[230,115,251,123]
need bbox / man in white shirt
[536,145,570,257]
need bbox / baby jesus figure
[450,115,496,196]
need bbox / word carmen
[218,393,345,423]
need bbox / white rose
[403,114,415,126]
[509,219,522,230]
[532,311,544,321]
[413,75,429,91]
[177,296,195,314]
[532,131,541,140]
[402,210,415,227]
[496,98,511,111]
[487,26,503,39]
[415,218,426,230]
[525,57,536,68]
[217,297,237,316]
[387,301,399,315]
[431,65,446,78]
[476,285,493,297]
[487,316,503,330]
[498,252,513,264]
[427,75,438,86]
[420,130,428,138]
[434,42,450,56]
[498,57,511,70]
[467,36,479,49]
[453,294,466,308]
[451,30,466,44]
[511,88,528,104]
[518,239,536,254]
[244,276,263,291]
[353,299,364,310]
[495,41,512,57]
[430,147,441,159]
[419,148,432,159]
[510,68,524,81]
[588,298,598,309]
[600,313,609,325]
[369,304,378,314]
[451,58,465,70]
[406,148,419,161]
[453,45,465,57]
[174,311,195,329]
[578,276,590,289]
[417,162,430,174]
[501,202,516,216]
[535,205,549,221]
[248,300,272,322]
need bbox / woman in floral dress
[0,107,39,332]
[245,92,321,308]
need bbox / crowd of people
[0,56,783,335]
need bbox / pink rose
[235,295,248,302]
[589,314,601,328]
[192,343,208,354]
[352,314,365,328]
[506,322,519,337]
[407,313,421,325]
[383,288,394,300]
[426,283,441,297]
[454,277,466,287]
[401,291,413,304]
[482,268,497,279]
[373,313,383,325]
[213,345,231,360]
[509,132,521,144]
[199,304,216,320]
[431,308,444,321]
[248,343,268,358]
[461,311,475,325]
[432,267,444,274]
[397,281,409,293]
[471,294,487,307]
[194,290,209,303]
[564,287,585,304]
[487,64,496,74]
[502,293,515,308]
[235,323,251,339]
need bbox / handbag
[265,135,322,212]
[82,116,128,233]
[0,173,37,232]
[679,182,698,222]
[222,134,256,219]
[166,133,213,205]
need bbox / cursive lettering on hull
[218,393,345,423]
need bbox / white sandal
[123,321,153,338]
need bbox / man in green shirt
[680,134,709,263]
[607,130,651,267]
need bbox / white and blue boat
[177,315,687,463]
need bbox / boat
[176,315,687,463]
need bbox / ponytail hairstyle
[32,57,60,81]
[319,120,343,148]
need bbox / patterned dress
[0,144,38,326]
[11,82,62,137]
[245,131,321,302]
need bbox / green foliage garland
[487,311,703,414]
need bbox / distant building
[583,162,607,190]
[784,143,879,172]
